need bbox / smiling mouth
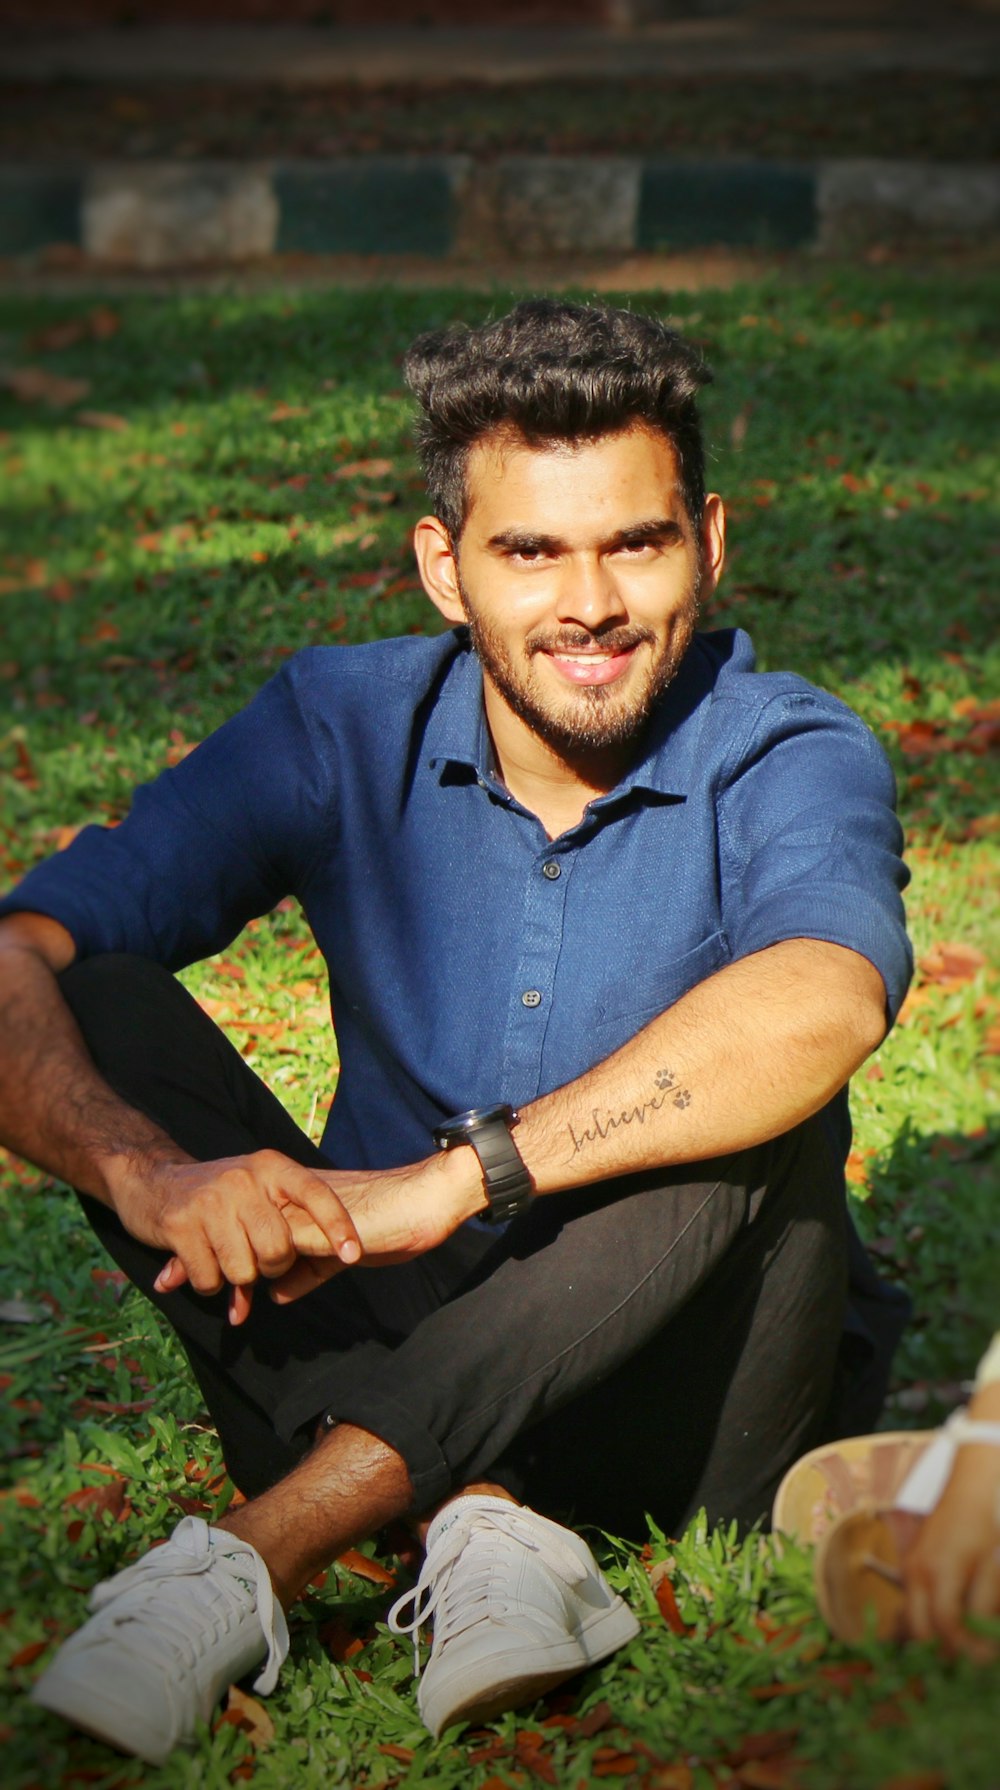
[543,646,640,686]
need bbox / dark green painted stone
[0,170,81,253]
[638,160,817,249]
[275,160,455,255]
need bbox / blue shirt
[0,628,911,1173]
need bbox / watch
[432,1104,534,1225]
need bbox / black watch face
[437,1104,514,1142]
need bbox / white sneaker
[387,1495,640,1736]
[31,1515,289,1765]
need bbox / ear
[413,516,466,626]
[698,495,726,600]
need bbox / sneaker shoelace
[387,1505,587,1677]
[87,1518,287,1694]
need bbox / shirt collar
[424,628,743,801]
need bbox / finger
[153,1255,188,1294]
[259,1155,363,1263]
[207,1215,261,1291]
[162,1222,226,1297]
[237,1198,297,1279]
[269,1255,345,1304]
[903,1560,934,1644]
[960,1549,1000,1661]
[228,1283,254,1328]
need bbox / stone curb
[1,157,998,267]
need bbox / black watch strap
[432,1105,534,1225]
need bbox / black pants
[62,954,851,1538]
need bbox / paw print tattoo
[673,1089,692,1109]
[655,1067,676,1089]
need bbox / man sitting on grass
[0,300,911,1764]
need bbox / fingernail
[339,1240,361,1263]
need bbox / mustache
[527,625,656,657]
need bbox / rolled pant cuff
[276,1377,453,1514]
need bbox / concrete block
[82,164,278,267]
[0,167,81,255]
[276,158,461,256]
[458,157,640,256]
[818,160,1000,249]
[639,159,816,249]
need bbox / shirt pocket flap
[595,930,728,1029]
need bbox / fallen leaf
[27,307,120,352]
[649,1561,693,1634]
[918,941,987,985]
[592,1752,640,1778]
[8,1638,48,1668]
[727,1731,799,1767]
[63,1476,128,1520]
[1,366,91,406]
[736,1761,800,1789]
[378,1744,415,1763]
[222,1684,275,1747]
[336,1547,396,1586]
[333,457,394,480]
[578,1700,615,1737]
[269,402,308,422]
[77,410,129,433]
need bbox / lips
[545,648,638,686]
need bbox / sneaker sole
[32,1672,180,1766]
[421,1597,641,1735]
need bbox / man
[0,300,911,1764]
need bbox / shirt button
[521,989,542,1008]
[541,859,561,880]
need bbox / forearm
[0,919,190,1210]
[516,938,886,1194]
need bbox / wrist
[435,1141,491,1224]
[99,1140,193,1219]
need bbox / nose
[554,554,627,632]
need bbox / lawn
[0,71,996,163]
[0,267,998,1788]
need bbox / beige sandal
[771,1430,935,1545]
[813,1507,909,1643]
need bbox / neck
[483,686,636,839]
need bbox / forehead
[462,424,686,537]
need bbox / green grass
[1,269,999,1786]
[0,71,996,162]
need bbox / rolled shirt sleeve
[716,682,912,1021]
[0,660,337,970]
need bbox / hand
[269,1147,486,1304]
[148,1145,486,1323]
[112,1150,364,1326]
[900,1385,1000,1660]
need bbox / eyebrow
[486,517,686,555]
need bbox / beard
[458,573,701,762]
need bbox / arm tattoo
[566,1067,692,1160]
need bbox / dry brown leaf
[77,410,129,433]
[333,457,394,480]
[269,402,308,422]
[63,1476,128,1521]
[918,941,988,985]
[224,1684,275,1748]
[336,1546,396,1586]
[645,1768,694,1790]
[2,366,91,406]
